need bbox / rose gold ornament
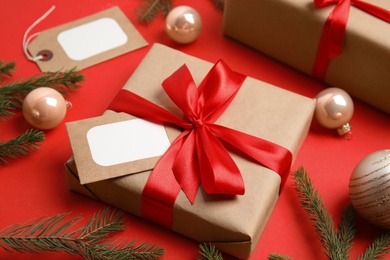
[349,150,390,228]
[22,87,70,130]
[315,87,354,139]
[165,6,202,44]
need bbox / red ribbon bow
[108,60,292,227]
[312,0,390,79]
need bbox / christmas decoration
[314,87,354,139]
[0,129,44,164]
[0,207,165,259]
[269,167,390,260]
[137,0,224,24]
[349,149,390,229]
[165,6,202,44]
[23,87,71,130]
[197,243,223,260]
[0,60,83,164]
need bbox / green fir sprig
[198,243,223,260]
[211,0,224,10]
[0,207,165,259]
[137,0,173,24]
[0,129,45,164]
[269,167,390,260]
[0,60,16,79]
[136,0,224,24]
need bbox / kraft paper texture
[28,6,148,72]
[66,44,315,259]
[223,0,390,114]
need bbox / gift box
[65,43,315,259]
[222,0,390,114]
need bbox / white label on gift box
[86,119,171,166]
[57,17,128,61]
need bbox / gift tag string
[23,5,56,62]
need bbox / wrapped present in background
[65,44,315,259]
[223,0,390,114]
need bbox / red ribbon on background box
[312,0,390,80]
[108,60,292,228]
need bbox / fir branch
[337,205,356,258]
[0,208,165,260]
[197,243,223,260]
[0,129,44,164]
[137,0,173,24]
[0,60,15,79]
[211,0,224,10]
[0,99,13,120]
[268,254,295,260]
[293,167,343,259]
[0,69,84,121]
[356,232,390,260]
[86,241,165,259]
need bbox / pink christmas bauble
[165,6,202,44]
[22,87,67,130]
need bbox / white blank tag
[87,119,171,166]
[57,17,128,61]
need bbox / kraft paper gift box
[65,43,315,259]
[222,0,390,114]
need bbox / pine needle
[337,205,356,258]
[268,254,295,260]
[0,208,165,259]
[211,0,224,10]
[137,0,173,24]
[356,232,390,260]
[197,243,223,260]
[0,129,45,164]
[0,60,16,79]
[293,167,345,259]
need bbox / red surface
[1,1,390,259]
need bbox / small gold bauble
[315,87,354,138]
[22,87,68,130]
[349,149,390,228]
[165,6,202,44]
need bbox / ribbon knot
[108,60,293,228]
[312,0,390,80]
[192,118,204,128]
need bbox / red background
[1,0,390,259]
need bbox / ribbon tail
[208,124,292,189]
[171,130,201,204]
[196,126,245,195]
[141,132,188,228]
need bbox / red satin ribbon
[312,0,390,80]
[108,60,293,228]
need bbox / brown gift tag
[27,6,148,71]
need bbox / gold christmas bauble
[349,149,390,228]
[22,87,68,130]
[315,87,354,137]
[165,6,202,44]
